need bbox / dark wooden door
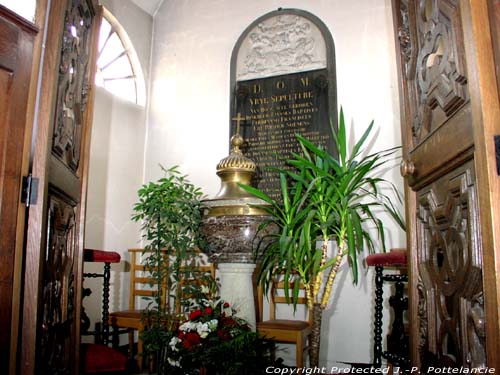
[0,6,38,374]
[392,0,500,370]
[19,1,101,374]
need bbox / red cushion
[84,249,121,263]
[82,343,127,373]
[366,249,407,267]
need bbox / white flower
[169,336,182,352]
[201,285,209,294]
[207,319,218,330]
[167,357,181,367]
[196,322,210,338]
[180,321,197,332]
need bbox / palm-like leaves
[241,108,405,310]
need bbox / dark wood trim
[390,0,421,365]
[463,0,500,369]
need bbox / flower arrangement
[165,298,274,375]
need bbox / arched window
[95,8,146,106]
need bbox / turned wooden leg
[373,266,384,367]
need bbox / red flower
[204,307,213,315]
[223,302,230,308]
[178,331,185,339]
[185,332,201,347]
[217,328,230,341]
[189,309,202,320]
[221,317,237,327]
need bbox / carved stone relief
[52,0,93,172]
[236,14,326,80]
[416,161,485,366]
[40,194,77,374]
[409,0,469,145]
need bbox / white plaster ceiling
[130,0,162,16]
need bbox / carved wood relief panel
[40,194,77,374]
[405,0,469,146]
[36,0,97,372]
[52,0,94,172]
[416,160,485,367]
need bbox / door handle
[400,159,416,178]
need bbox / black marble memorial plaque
[231,68,335,200]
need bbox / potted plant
[132,165,207,374]
[240,108,405,367]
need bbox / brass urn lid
[203,115,269,217]
[216,133,256,174]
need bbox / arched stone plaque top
[230,8,337,200]
[236,13,327,80]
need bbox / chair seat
[82,343,128,374]
[257,319,310,331]
[84,249,121,263]
[366,249,407,267]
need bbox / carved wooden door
[19,0,101,374]
[392,0,500,370]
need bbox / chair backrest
[128,249,216,314]
[258,274,311,324]
[175,263,217,315]
[128,248,168,310]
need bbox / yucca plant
[240,108,405,367]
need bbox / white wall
[83,0,152,338]
[146,0,405,368]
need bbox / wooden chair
[366,248,410,370]
[108,249,216,370]
[256,275,312,368]
[108,248,168,371]
[81,249,128,374]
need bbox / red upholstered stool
[82,249,128,374]
[366,249,409,369]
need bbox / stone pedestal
[218,263,257,329]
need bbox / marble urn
[200,131,275,329]
[200,132,274,264]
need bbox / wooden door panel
[392,0,498,369]
[36,0,98,373]
[416,160,485,366]
[39,193,78,372]
[0,6,37,373]
[403,0,473,186]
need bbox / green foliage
[241,108,405,310]
[131,165,206,373]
